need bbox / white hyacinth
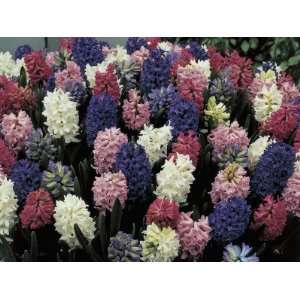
[137,124,173,166]
[104,45,131,70]
[54,194,96,249]
[0,52,24,78]
[141,223,180,262]
[295,152,300,172]
[0,176,18,238]
[42,89,79,144]
[186,59,211,80]
[253,83,282,122]
[248,135,274,171]
[157,41,174,53]
[155,154,195,204]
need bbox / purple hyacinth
[72,38,103,71]
[15,44,32,60]
[250,142,295,198]
[209,197,251,243]
[85,93,118,146]
[64,80,86,102]
[126,37,148,54]
[116,143,152,205]
[141,49,171,94]
[186,41,208,61]
[147,84,178,118]
[167,96,199,138]
[10,159,42,204]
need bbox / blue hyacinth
[250,142,295,198]
[147,84,178,118]
[209,197,251,243]
[108,231,142,262]
[167,96,199,138]
[116,143,152,205]
[85,93,117,146]
[46,73,56,92]
[141,49,171,94]
[64,80,86,102]
[15,44,32,60]
[10,159,42,204]
[186,42,208,61]
[126,37,148,54]
[223,243,259,262]
[72,38,103,71]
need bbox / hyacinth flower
[223,243,259,262]
[41,161,74,200]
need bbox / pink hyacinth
[55,61,82,89]
[93,127,128,174]
[251,195,287,241]
[209,163,250,205]
[176,212,211,259]
[208,121,250,155]
[168,130,201,167]
[59,37,75,54]
[294,129,300,151]
[282,171,300,218]
[261,104,299,141]
[92,171,128,212]
[122,89,150,130]
[45,52,59,68]
[177,66,208,112]
[279,81,300,103]
[1,110,33,153]
[20,188,55,230]
[248,77,266,102]
[146,198,180,229]
[131,47,150,67]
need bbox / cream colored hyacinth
[137,124,173,166]
[0,176,18,238]
[186,59,211,80]
[42,89,79,144]
[157,41,174,53]
[253,83,282,122]
[105,45,131,70]
[0,52,24,78]
[204,96,230,128]
[54,194,96,249]
[141,223,180,262]
[155,154,195,204]
[256,69,278,83]
[248,135,274,171]
[295,152,300,172]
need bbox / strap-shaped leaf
[110,199,122,237]
[0,236,16,262]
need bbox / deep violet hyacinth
[147,84,178,118]
[64,80,86,102]
[186,42,208,61]
[167,96,199,138]
[10,159,42,204]
[116,143,152,206]
[85,93,118,146]
[141,49,171,94]
[250,142,295,198]
[72,38,103,71]
[208,197,251,243]
[14,44,32,60]
[126,37,148,55]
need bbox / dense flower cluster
[1,38,300,262]
[251,142,295,198]
[108,231,142,262]
[251,195,287,241]
[20,188,54,230]
[93,127,128,174]
[209,197,251,242]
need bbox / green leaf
[249,38,258,49]
[0,236,16,262]
[110,199,122,237]
[97,213,107,259]
[30,231,38,262]
[74,224,102,262]
[288,55,300,66]
[241,40,249,53]
[19,66,27,87]
[74,176,81,197]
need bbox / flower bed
[0,37,299,262]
